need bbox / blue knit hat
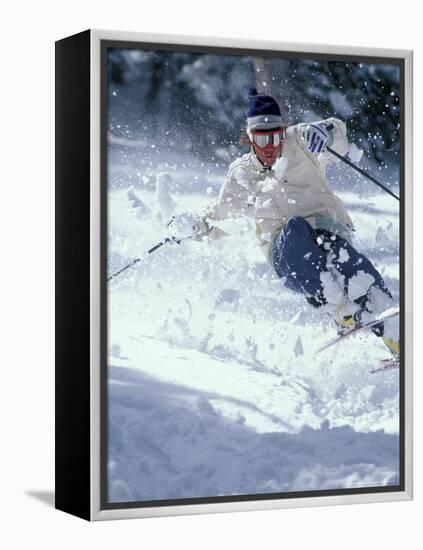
[247,87,283,130]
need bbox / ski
[370,358,400,374]
[317,305,399,353]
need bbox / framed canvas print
[55,29,413,521]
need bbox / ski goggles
[249,128,286,148]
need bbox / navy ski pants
[271,216,391,307]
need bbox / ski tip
[370,359,400,374]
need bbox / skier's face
[251,128,285,167]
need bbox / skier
[167,89,399,359]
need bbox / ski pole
[107,237,180,283]
[325,124,400,202]
[326,146,400,201]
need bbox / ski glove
[167,212,208,241]
[303,122,332,154]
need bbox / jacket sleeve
[199,166,255,239]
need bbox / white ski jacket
[199,117,355,258]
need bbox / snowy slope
[107,148,400,503]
